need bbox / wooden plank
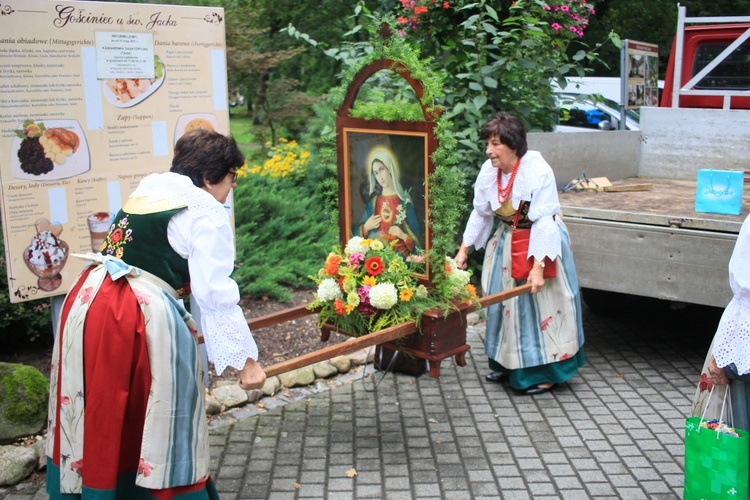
[248,304,318,330]
[603,183,652,192]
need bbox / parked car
[554,93,640,132]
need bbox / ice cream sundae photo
[23,218,69,291]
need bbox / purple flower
[358,302,376,317]
[357,285,371,304]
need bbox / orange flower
[445,261,452,274]
[465,284,477,299]
[443,1,450,8]
[414,5,428,14]
[400,287,414,302]
[365,256,385,276]
[325,253,342,276]
[334,299,346,316]
[397,16,409,24]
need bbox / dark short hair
[170,129,244,187]
[480,113,528,157]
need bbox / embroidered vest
[100,207,191,297]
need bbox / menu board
[0,0,230,303]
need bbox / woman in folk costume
[695,214,750,430]
[354,149,421,256]
[46,129,265,499]
[454,112,585,395]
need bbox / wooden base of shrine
[321,301,472,378]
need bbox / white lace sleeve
[711,215,750,374]
[169,210,258,375]
[462,160,496,250]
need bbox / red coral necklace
[497,157,521,203]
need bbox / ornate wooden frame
[336,58,439,281]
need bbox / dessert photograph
[10,119,90,180]
[174,113,220,144]
[102,54,166,108]
[22,218,69,292]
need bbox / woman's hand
[238,358,266,390]
[388,225,407,241]
[528,262,545,294]
[707,356,729,386]
[363,214,381,233]
[454,244,470,270]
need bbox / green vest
[100,207,191,297]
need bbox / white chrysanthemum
[317,278,343,302]
[345,236,368,256]
[446,257,471,295]
[369,282,398,310]
[416,284,429,299]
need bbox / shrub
[232,149,337,301]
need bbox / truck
[527,7,750,310]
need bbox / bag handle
[698,385,734,438]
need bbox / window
[693,43,750,90]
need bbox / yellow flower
[370,240,384,251]
[399,287,414,302]
[362,275,377,287]
[345,304,355,314]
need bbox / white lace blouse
[712,214,750,375]
[132,172,258,376]
[462,150,562,261]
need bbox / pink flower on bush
[543,5,551,10]
[560,4,569,11]
[551,22,562,31]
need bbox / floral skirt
[481,217,585,386]
[46,261,212,498]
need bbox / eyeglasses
[229,170,238,183]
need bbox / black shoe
[519,383,555,395]
[484,372,508,383]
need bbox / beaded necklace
[497,157,521,204]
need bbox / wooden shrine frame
[336,58,439,282]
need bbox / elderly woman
[46,129,264,499]
[354,149,421,256]
[454,112,585,395]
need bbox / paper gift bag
[684,417,750,499]
[695,169,744,215]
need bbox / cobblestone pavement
[5,294,722,499]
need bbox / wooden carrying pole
[197,283,532,377]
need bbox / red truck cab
[662,21,750,109]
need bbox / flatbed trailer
[558,177,750,307]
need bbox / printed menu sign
[0,0,230,303]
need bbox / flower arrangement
[309,236,477,336]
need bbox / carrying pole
[196,284,532,377]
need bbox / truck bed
[559,176,750,233]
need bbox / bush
[0,223,53,346]
[232,156,337,301]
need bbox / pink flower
[570,25,578,33]
[133,289,151,306]
[505,309,511,317]
[61,396,70,405]
[551,22,562,31]
[70,459,83,475]
[138,458,153,477]
[560,4,569,11]
[79,287,94,304]
[348,252,365,269]
[540,316,554,330]
[398,29,406,37]
[699,373,713,391]
[543,4,551,10]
